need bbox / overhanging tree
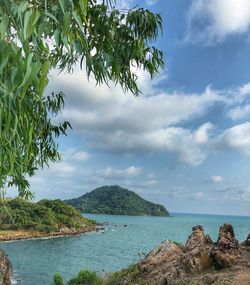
[0,0,164,198]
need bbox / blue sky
[22,0,250,216]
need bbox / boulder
[217,224,239,249]
[185,225,213,250]
[138,240,186,285]
[211,224,240,269]
[184,225,213,273]
[139,240,183,274]
[0,249,12,285]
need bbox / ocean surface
[1,213,249,285]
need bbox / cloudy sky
[23,0,250,216]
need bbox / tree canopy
[0,0,164,198]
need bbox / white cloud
[27,162,144,200]
[194,122,214,144]
[186,0,250,44]
[145,0,159,6]
[60,148,90,161]
[227,104,250,120]
[49,162,76,176]
[226,82,250,120]
[98,166,142,179]
[49,69,228,166]
[169,188,208,201]
[72,151,90,161]
[211,175,223,183]
[238,82,250,97]
[47,66,250,168]
[143,179,157,186]
[195,191,205,200]
[32,148,90,179]
[126,166,142,176]
[221,185,250,202]
[110,0,132,10]
[219,122,250,155]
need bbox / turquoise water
[1,213,250,285]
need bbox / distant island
[64,185,169,216]
[0,198,96,242]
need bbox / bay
[1,213,249,285]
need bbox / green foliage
[105,265,140,285]
[0,198,94,232]
[105,271,126,285]
[67,270,101,285]
[0,0,164,197]
[65,185,169,216]
[53,265,140,285]
[52,273,65,285]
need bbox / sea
[1,213,249,285]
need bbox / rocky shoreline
[116,224,250,285]
[0,224,96,243]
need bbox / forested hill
[0,198,95,233]
[64,185,169,216]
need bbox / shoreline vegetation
[0,198,96,243]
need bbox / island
[0,198,96,242]
[64,185,169,216]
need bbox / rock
[243,233,250,247]
[212,250,237,268]
[211,224,240,269]
[0,249,12,285]
[217,224,239,249]
[139,240,183,274]
[138,240,185,285]
[184,225,213,273]
[185,225,213,250]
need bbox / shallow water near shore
[1,213,250,285]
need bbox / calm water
[1,213,250,285]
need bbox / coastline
[1,214,249,285]
[0,225,97,243]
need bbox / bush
[67,270,102,285]
[52,273,64,285]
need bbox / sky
[17,0,250,216]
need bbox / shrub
[67,270,102,285]
[52,273,64,285]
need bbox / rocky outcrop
[242,233,250,247]
[139,240,185,284]
[117,224,250,285]
[212,224,240,269]
[184,225,213,273]
[0,249,12,285]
